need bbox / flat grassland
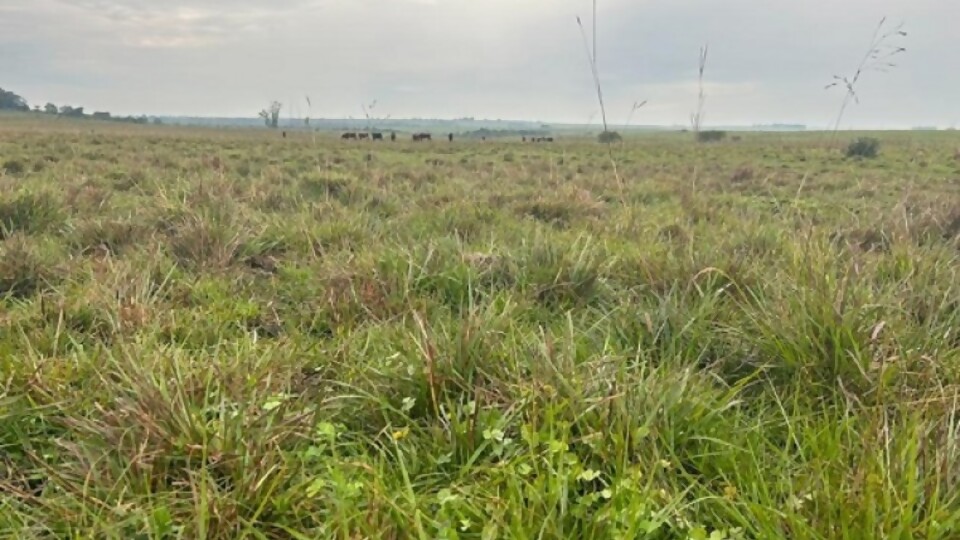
[1,117,959,538]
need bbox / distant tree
[0,88,29,111]
[92,111,111,120]
[258,101,282,129]
[32,105,41,112]
[58,105,85,117]
[44,103,58,114]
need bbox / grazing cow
[358,133,370,140]
[448,133,454,142]
[390,132,397,142]
[282,131,287,138]
[341,132,357,140]
[412,133,432,142]
[372,132,384,141]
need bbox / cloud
[2,0,958,127]
[45,0,326,48]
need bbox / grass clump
[0,234,61,298]
[846,136,881,158]
[2,158,27,175]
[0,191,65,239]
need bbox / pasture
[1,117,959,538]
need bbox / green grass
[1,116,959,538]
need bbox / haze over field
[2,0,959,128]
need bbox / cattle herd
[339,132,555,143]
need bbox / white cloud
[1,0,957,127]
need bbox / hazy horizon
[3,0,958,129]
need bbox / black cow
[341,132,357,140]
[390,132,397,142]
[358,133,370,140]
[448,133,454,142]
[412,133,432,142]
[372,132,384,141]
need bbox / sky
[1,0,958,128]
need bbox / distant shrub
[696,130,727,143]
[598,131,622,144]
[846,137,880,159]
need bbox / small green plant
[846,137,880,158]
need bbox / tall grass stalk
[826,16,907,138]
[576,5,608,134]
[576,0,629,206]
[691,45,709,135]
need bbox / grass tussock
[0,121,958,538]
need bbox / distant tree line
[0,87,161,125]
[0,88,30,111]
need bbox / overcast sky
[2,0,958,128]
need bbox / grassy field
[1,116,959,538]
